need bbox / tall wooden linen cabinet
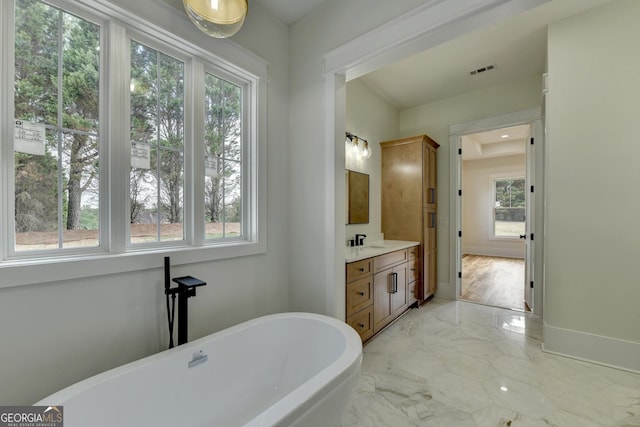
[380,135,439,303]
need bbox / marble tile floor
[342,298,640,427]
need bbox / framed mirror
[346,170,369,224]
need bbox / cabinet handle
[358,267,365,272]
[357,291,365,296]
[358,323,365,328]
[429,187,436,204]
[429,212,436,229]
[391,272,398,293]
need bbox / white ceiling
[254,0,613,123]
[255,0,328,25]
[461,124,529,161]
[357,0,614,110]
[170,0,613,130]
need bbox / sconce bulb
[351,137,360,154]
[362,141,372,159]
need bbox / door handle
[519,234,527,240]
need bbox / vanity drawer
[407,255,419,283]
[347,306,374,342]
[346,276,373,316]
[346,258,372,282]
[374,249,407,273]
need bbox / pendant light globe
[183,0,248,38]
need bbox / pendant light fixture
[183,0,248,38]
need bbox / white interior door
[524,125,534,311]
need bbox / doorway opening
[461,124,528,310]
[457,121,535,312]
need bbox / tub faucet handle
[188,350,208,368]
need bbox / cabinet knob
[358,267,365,272]
[358,323,365,328]
[357,291,365,296]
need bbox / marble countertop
[345,240,419,263]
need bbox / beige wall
[544,0,640,366]
[345,79,400,244]
[398,75,542,298]
[462,155,526,258]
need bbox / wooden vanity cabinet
[373,260,407,334]
[381,135,439,302]
[345,258,374,341]
[346,245,418,342]
[407,246,419,307]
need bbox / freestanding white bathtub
[37,312,362,427]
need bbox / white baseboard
[543,321,640,374]
[463,246,524,259]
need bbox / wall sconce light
[183,0,248,38]
[345,131,372,159]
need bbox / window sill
[0,240,266,289]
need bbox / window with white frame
[1,0,262,275]
[493,178,525,238]
[203,72,243,241]
[13,0,101,253]
[129,40,185,244]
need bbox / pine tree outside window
[1,0,264,283]
[129,41,185,245]
[13,0,101,253]
[204,73,243,241]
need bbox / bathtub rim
[36,312,363,426]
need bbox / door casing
[449,107,544,316]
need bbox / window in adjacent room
[493,178,525,238]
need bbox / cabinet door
[381,141,423,242]
[390,264,408,317]
[423,144,437,208]
[373,269,393,333]
[423,209,437,300]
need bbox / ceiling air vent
[469,64,497,76]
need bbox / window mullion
[56,9,64,248]
[0,0,15,260]
[155,53,161,243]
[108,21,129,254]
[189,60,204,246]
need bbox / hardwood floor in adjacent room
[461,254,526,311]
